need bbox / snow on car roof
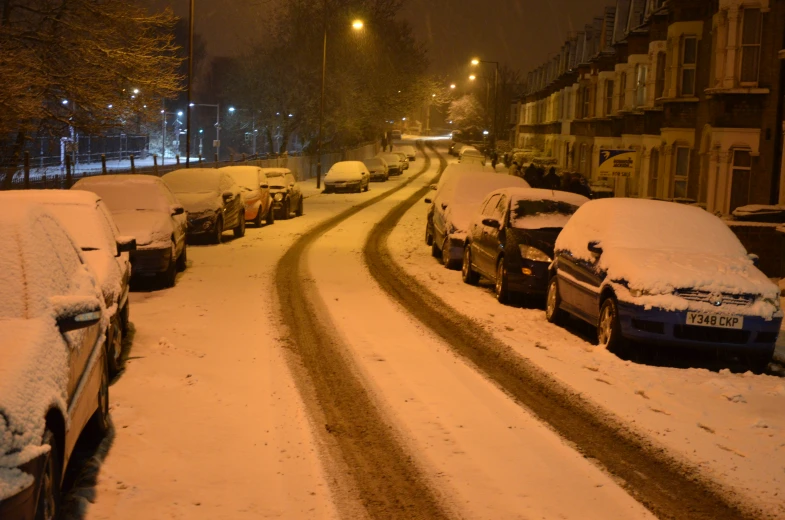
[436,163,496,188]
[163,168,224,193]
[259,168,292,177]
[328,161,366,174]
[499,188,588,230]
[74,174,171,213]
[73,174,161,186]
[221,166,262,190]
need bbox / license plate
[686,312,743,329]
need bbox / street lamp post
[471,58,500,148]
[316,13,364,189]
[186,0,194,168]
[190,103,221,161]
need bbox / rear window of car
[510,199,580,230]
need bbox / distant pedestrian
[543,167,560,190]
[491,151,498,170]
[509,161,522,178]
[381,133,388,151]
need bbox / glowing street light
[177,111,184,117]
[469,74,476,81]
[133,88,140,95]
[450,84,456,89]
[62,99,69,105]
[228,106,236,113]
[352,19,364,30]
[471,58,480,65]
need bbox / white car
[459,147,486,166]
[324,161,371,193]
[0,190,135,375]
[378,153,405,176]
[73,175,188,287]
[363,157,389,181]
[425,172,529,268]
[395,145,417,161]
[0,200,110,520]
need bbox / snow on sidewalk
[387,153,785,519]
[306,148,655,519]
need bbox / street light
[469,74,476,81]
[471,58,480,65]
[470,57,500,148]
[228,106,236,113]
[316,16,365,189]
[450,84,456,89]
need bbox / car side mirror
[171,205,185,216]
[260,183,269,189]
[116,235,137,254]
[51,295,102,333]
[222,191,234,201]
[748,253,760,266]
[588,241,603,255]
[424,198,432,204]
[482,218,501,229]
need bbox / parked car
[162,168,245,243]
[0,200,110,520]
[363,157,389,181]
[451,143,469,157]
[379,153,404,176]
[1,190,136,375]
[545,198,782,372]
[394,151,410,170]
[390,129,402,140]
[323,161,371,193]
[462,188,588,303]
[460,147,486,166]
[260,168,303,220]
[73,174,188,288]
[396,145,417,161]
[425,171,529,268]
[221,166,275,227]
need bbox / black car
[261,168,303,220]
[462,187,588,303]
[163,168,246,243]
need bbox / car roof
[488,187,589,206]
[1,189,101,207]
[73,174,162,186]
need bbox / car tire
[431,239,441,259]
[280,200,290,220]
[363,180,369,192]
[324,187,332,194]
[266,206,275,225]
[746,352,772,374]
[212,217,223,244]
[119,302,130,335]
[176,244,187,272]
[462,246,480,285]
[253,206,264,227]
[295,198,303,217]
[495,258,510,303]
[106,320,123,377]
[545,277,566,324]
[598,296,624,351]
[87,354,110,441]
[37,429,62,520]
[442,238,459,270]
[425,228,433,246]
[161,242,177,288]
[234,212,246,238]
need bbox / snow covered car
[260,168,303,220]
[363,156,389,181]
[459,147,486,166]
[1,190,136,375]
[378,153,404,176]
[462,188,588,303]
[0,201,110,520]
[390,129,402,140]
[221,166,275,227]
[73,174,188,287]
[163,168,245,243]
[323,161,371,193]
[394,151,410,170]
[425,171,529,269]
[545,199,783,372]
[395,145,417,161]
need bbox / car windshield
[510,199,580,230]
[165,171,220,194]
[364,158,384,168]
[82,182,167,212]
[45,204,113,251]
[226,170,258,191]
[266,173,286,188]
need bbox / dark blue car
[545,198,782,372]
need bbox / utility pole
[186,0,194,168]
[316,0,327,189]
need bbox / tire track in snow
[363,145,754,520]
[274,143,451,520]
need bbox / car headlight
[274,193,284,202]
[519,245,551,262]
[763,297,781,310]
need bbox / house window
[605,80,614,116]
[618,72,627,110]
[739,8,762,85]
[655,53,666,99]
[680,37,697,96]
[635,64,648,107]
[649,149,660,197]
[673,146,690,198]
[582,85,591,118]
[730,149,752,212]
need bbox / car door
[473,194,501,276]
[556,251,603,324]
[285,173,300,205]
[96,200,130,305]
[468,194,494,273]
[259,172,271,216]
[160,183,187,256]
[219,173,242,228]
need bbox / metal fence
[2,141,381,190]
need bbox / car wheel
[266,206,275,225]
[253,206,264,227]
[363,180,369,192]
[161,242,177,288]
[324,186,332,194]
[598,297,623,351]
[176,243,187,272]
[462,246,480,285]
[106,320,123,377]
[431,239,441,259]
[746,352,772,374]
[212,217,223,244]
[119,302,130,335]
[495,258,510,303]
[280,200,290,220]
[234,212,246,238]
[545,277,566,324]
[425,227,433,246]
[442,238,459,270]
[295,198,303,217]
[87,353,110,441]
[37,429,62,520]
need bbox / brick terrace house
[513,0,785,216]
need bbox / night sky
[146,0,613,77]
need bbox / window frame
[635,64,648,107]
[679,36,698,97]
[654,52,666,99]
[673,146,691,198]
[649,148,660,197]
[738,7,762,86]
[605,79,614,116]
[618,71,627,111]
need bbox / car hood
[0,319,69,484]
[600,248,780,316]
[325,171,363,182]
[175,192,222,216]
[111,210,173,249]
[240,189,261,204]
